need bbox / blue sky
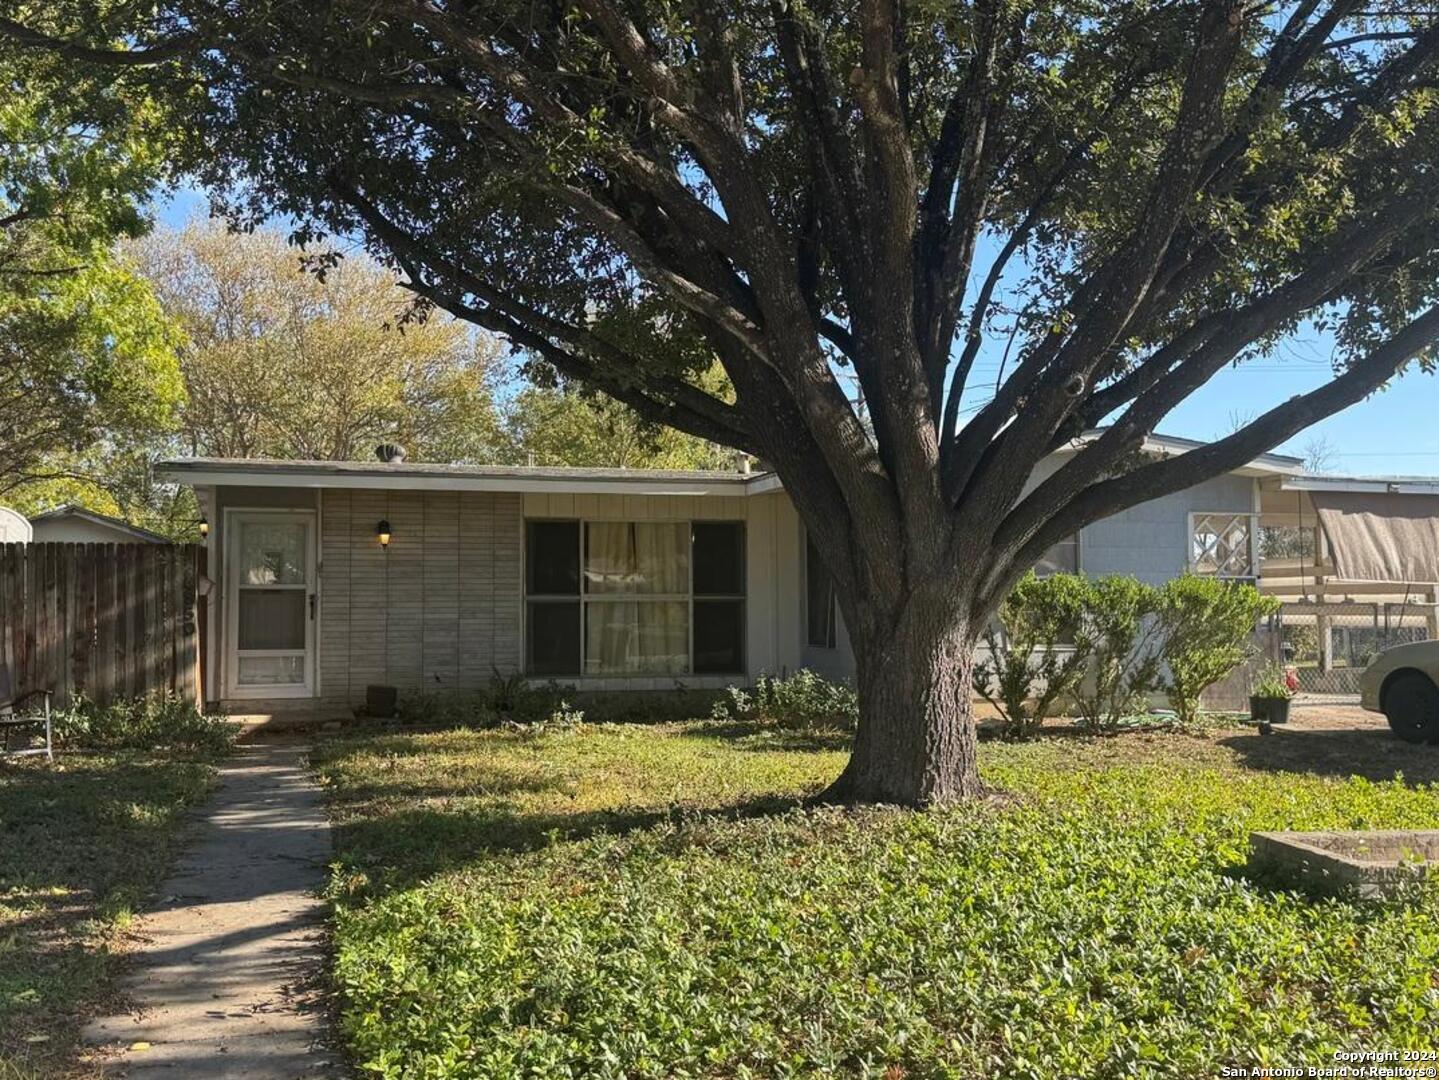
[153,186,1439,477]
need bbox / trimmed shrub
[973,572,1090,738]
[1072,576,1165,731]
[1155,574,1280,725]
[52,693,234,755]
[712,670,858,731]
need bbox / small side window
[805,533,837,649]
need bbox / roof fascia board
[1281,476,1439,495]
[156,466,758,498]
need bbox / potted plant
[1249,665,1296,726]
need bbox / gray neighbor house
[156,431,1302,716]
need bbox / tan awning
[1312,491,1439,582]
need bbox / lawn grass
[0,753,218,1078]
[314,720,1439,1078]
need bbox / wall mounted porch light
[377,519,392,548]
[197,517,209,538]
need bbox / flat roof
[155,457,783,497]
[1280,474,1439,496]
[156,432,1308,494]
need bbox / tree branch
[0,17,196,65]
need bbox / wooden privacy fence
[1,543,202,708]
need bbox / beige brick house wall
[317,489,522,710]
[206,482,807,711]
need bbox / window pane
[585,600,688,674]
[526,600,580,674]
[237,590,306,650]
[694,599,745,673]
[806,534,837,649]
[238,655,304,686]
[585,522,688,594]
[527,521,580,595]
[1035,536,1078,576]
[693,523,745,595]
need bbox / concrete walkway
[87,742,343,1078]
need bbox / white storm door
[227,512,316,698]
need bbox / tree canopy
[502,365,736,470]
[0,14,182,497]
[9,0,1439,801]
[130,221,507,464]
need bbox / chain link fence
[1272,601,1437,696]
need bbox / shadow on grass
[0,753,216,1073]
[691,720,854,753]
[1218,725,1439,786]
[331,789,812,895]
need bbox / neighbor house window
[1035,535,1079,576]
[1190,512,1258,579]
[805,533,837,649]
[524,520,746,676]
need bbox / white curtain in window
[586,600,688,673]
[585,522,688,594]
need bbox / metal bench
[0,668,53,762]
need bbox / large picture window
[524,520,746,676]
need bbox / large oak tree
[9,0,1439,804]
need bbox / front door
[226,512,316,698]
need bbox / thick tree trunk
[822,592,984,806]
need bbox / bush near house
[51,694,235,755]
[712,669,859,731]
[1157,576,1281,726]
[973,572,1092,738]
[314,721,1439,1079]
[978,573,1276,736]
[1072,576,1166,732]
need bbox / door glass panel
[238,591,306,650]
[238,521,308,585]
[239,656,305,685]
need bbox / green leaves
[1,13,181,496]
[981,573,1280,736]
[1157,575,1280,726]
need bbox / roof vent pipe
[375,443,407,463]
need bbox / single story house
[156,435,1303,714]
[27,505,171,545]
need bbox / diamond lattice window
[1191,513,1257,578]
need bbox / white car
[1360,641,1439,743]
